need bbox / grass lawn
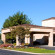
[10,48,55,53]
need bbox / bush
[0,44,13,48]
[13,43,16,46]
[21,43,24,46]
[0,40,4,44]
[25,43,29,46]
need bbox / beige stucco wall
[25,34,45,44]
[2,29,10,33]
[30,28,52,32]
[2,26,53,33]
[25,37,30,44]
[25,34,49,45]
[1,33,6,44]
[33,34,49,41]
[42,20,55,27]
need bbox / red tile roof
[42,17,55,21]
[19,24,53,29]
[2,24,55,30]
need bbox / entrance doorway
[30,32,49,46]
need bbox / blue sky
[0,0,55,30]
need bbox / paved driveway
[0,49,55,55]
[36,45,55,50]
[0,49,34,55]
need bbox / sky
[0,0,55,30]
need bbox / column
[48,32,53,47]
[25,34,30,44]
[25,37,30,44]
[16,35,20,46]
[30,33,33,46]
[1,33,6,44]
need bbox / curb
[0,48,55,54]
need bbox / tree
[0,33,1,39]
[6,33,16,44]
[3,12,31,28]
[11,26,30,46]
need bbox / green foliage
[25,26,31,35]
[6,33,13,39]
[0,33,1,39]
[25,43,29,45]
[11,26,30,44]
[13,43,16,46]
[11,26,26,39]
[3,12,31,42]
[12,48,55,53]
[6,33,16,44]
[0,40,4,44]
[3,12,31,28]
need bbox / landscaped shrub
[13,43,16,46]
[25,43,29,46]
[0,44,13,48]
[21,43,24,46]
[0,40,4,44]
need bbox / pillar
[30,33,33,46]
[25,34,30,44]
[16,35,20,46]
[48,32,53,47]
[25,37,30,44]
[1,33,6,44]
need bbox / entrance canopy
[1,24,54,46]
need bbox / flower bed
[0,44,13,48]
